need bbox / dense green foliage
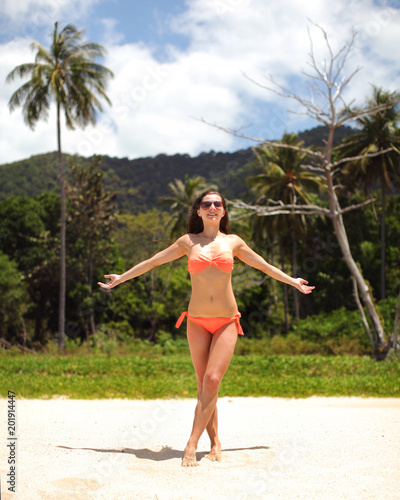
[7,22,114,350]
[0,252,27,340]
[0,121,398,354]
[0,193,61,344]
[1,351,398,399]
[66,159,118,340]
[0,161,119,346]
[292,192,400,316]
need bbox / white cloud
[1,0,400,165]
[0,0,101,38]
[0,39,56,163]
[70,42,244,159]
[99,18,126,46]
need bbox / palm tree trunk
[270,238,278,305]
[380,185,386,300]
[57,100,66,351]
[147,271,158,341]
[21,316,27,347]
[279,240,289,334]
[88,247,96,338]
[292,229,299,322]
[33,296,45,345]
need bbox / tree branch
[340,198,376,215]
[332,147,394,168]
[229,199,331,217]
[336,101,399,128]
[196,117,325,160]
[229,196,375,219]
[352,276,375,350]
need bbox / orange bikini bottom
[175,311,243,335]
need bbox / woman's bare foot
[205,443,222,462]
[181,444,199,467]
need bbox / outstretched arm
[234,236,315,294]
[98,235,188,290]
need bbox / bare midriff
[188,267,238,317]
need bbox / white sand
[1,397,399,499]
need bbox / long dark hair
[186,190,230,234]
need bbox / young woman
[98,190,314,467]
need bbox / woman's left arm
[234,236,315,294]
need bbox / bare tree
[202,23,399,357]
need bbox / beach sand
[1,396,399,499]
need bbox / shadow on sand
[58,445,270,462]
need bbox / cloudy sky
[0,0,399,164]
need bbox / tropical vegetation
[6,22,113,350]
[1,23,399,364]
[337,87,400,300]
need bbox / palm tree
[248,133,325,330]
[337,87,400,299]
[6,22,113,350]
[159,175,217,238]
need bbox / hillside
[0,125,354,212]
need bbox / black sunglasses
[200,201,224,209]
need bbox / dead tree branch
[340,198,376,215]
[352,276,375,351]
[230,197,375,218]
[230,199,331,217]
[332,147,394,168]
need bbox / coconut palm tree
[248,133,325,329]
[337,87,400,299]
[6,22,113,350]
[159,175,217,238]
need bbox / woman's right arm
[98,235,189,290]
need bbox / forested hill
[0,149,256,213]
[0,125,353,213]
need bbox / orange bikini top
[188,251,234,274]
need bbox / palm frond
[31,42,53,65]
[23,83,51,127]
[6,20,113,136]
[6,63,37,83]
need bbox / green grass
[1,351,399,399]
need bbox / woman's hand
[98,274,122,290]
[294,278,315,294]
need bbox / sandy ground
[0,397,399,500]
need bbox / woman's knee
[202,372,221,392]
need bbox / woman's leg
[205,405,220,462]
[183,320,238,466]
[184,320,217,465]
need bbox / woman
[98,190,314,467]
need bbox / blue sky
[0,1,190,56]
[88,1,188,48]
[0,0,399,164]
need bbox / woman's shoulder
[225,234,248,254]
[226,233,244,244]
[176,233,201,252]
[176,233,192,246]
